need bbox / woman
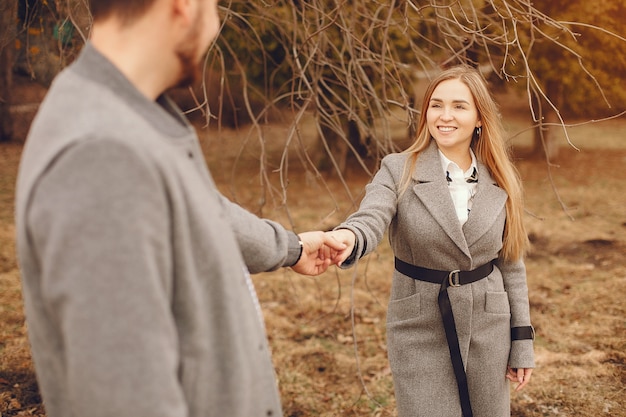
[329,65,535,417]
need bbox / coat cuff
[285,232,303,267]
[508,339,535,369]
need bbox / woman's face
[426,78,481,155]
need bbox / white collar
[438,148,477,176]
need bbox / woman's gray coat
[338,140,534,417]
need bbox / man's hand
[291,231,347,275]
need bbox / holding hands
[323,229,356,266]
[291,229,357,275]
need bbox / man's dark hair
[89,0,156,22]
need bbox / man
[15,1,344,416]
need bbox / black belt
[394,257,494,417]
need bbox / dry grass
[1,94,625,416]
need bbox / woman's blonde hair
[400,65,529,261]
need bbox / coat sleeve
[27,139,188,417]
[335,155,399,268]
[496,257,535,369]
[219,195,301,273]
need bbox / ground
[0,82,625,416]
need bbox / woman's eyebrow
[430,98,471,104]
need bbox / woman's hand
[506,366,533,391]
[324,229,357,266]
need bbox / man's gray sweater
[15,43,300,417]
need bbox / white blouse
[438,150,478,226]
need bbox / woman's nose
[440,108,453,120]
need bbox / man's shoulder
[19,71,163,204]
[36,67,131,124]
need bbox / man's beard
[173,15,205,89]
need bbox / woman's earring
[475,126,482,139]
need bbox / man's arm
[219,196,345,275]
[27,139,187,417]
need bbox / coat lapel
[462,164,508,248]
[410,141,509,260]
[411,142,471,259]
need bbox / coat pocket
[387,293,421,324]
[485,291,511,314]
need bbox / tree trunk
[532,80,561,161]
[315,119,349,176]
[0,0,18,142]
[314,115,373,178]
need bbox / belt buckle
[448,270,461,287]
